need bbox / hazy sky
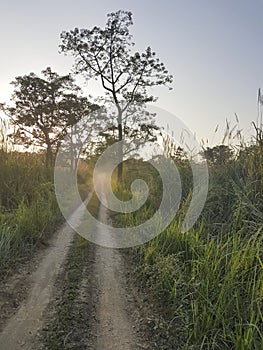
[1,0,263,145]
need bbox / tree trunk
[46,142,53,168]
[117,112,123,181]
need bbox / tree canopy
[60,10,173,178]
[5,67,97,167]
[202,145,234,166]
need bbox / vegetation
[60,10,173,179]
[114,138,263,350]
[0,8,262,349]
[0,150,61,277]
[1,67,97,167]
[0,148,91,278]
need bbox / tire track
[0,202,88,350]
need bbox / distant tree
[202,145,234,166]
[60,10,173,179]
[4,67,97,167]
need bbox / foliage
[115,137,263,349]
[3,67,97,167]
[60,10,173,178]
[0,150,90,277]
[202,144,235,166]
[0,151,61,276]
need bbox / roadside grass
[0,151,91,278]
[0,151,62,277]
[115,143,263,349]
[138,215,263,349]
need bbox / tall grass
[116,139,263,349]
[138,214,263,349]
[0,148,92,277]
[0,151,61,276]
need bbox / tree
[60,10,173,179]
[202,145,234,166]
[4,67,97,167]
[96,102,161,156]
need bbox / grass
[115,141,263,349]
[139,217,263,349]
[0,151,62,276]
[0,150,91,278]
[0,121,262,349]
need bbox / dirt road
[0,202,88,350]
[0,197,143,350]
[94,200,137,350]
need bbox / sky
[1,0,263,146]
